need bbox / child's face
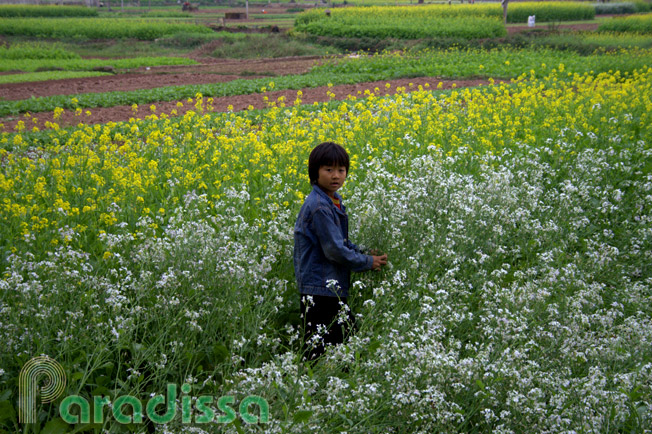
[317,164,347,197]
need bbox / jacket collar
[312,184,345,213]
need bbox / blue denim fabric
[294,184,373,297]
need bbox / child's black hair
[308,142,350,185]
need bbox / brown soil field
[0,56,325,101]
[0,20,601,131]
[1,75,491,131]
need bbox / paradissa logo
[19,356,67,423]
[19,357,269,425]
[60,384,269,425]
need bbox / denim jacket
[294,184,373,297]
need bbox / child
[294,142,388,360]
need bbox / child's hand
[371,254,388,271]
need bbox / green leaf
[98,361,114,374]
[367,339,380,353]
[0,389,11,401]
[68,422,104,434]
[72,354,87,367]
[41,418,71,434]
[94,375,110,387]
[230,418,245,434]
[92,386,110,397]
[292,410,313,423]
[0,401,16,423]
[212,343,229,363]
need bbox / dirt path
[0,56,325,101]
[506,21,600,34]
[1,76,490,131]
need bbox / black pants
[300,294,355,360]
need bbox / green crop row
[0,70,111,85]
[295,2,596,28]
[0,17,213,39]
[506,1,596,22]
[0,42,79,60]
[0,4,98,18]
[311,46,652,81]
[535,31,652,51]
[593,2,638,15]
[297,15,506,40]
[580,31,652,47]
[0,56,197,73]
[1,47,649,117]
[631,0,652,12]
[598,13,652,33]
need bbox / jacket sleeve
[312,207,372,272]
[345,239,364,254]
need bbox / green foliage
[593,2,638,15]
[0,17,214,40]
[295,2,595,37]
[155,31,224,48]
[0,70,111,85]
[0,56,196,73]
[310,46,652,80]
[0,42,79,60]
[598,13,652,33]
[0,4,98,18]
[507,2,595,23]
[535,31,652,53]
[61,37,196,58]
[209,33,340,58]
[375,30,652,54]
[633,0,652,12]
[300,33,394,52]
[297,15,506,40]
